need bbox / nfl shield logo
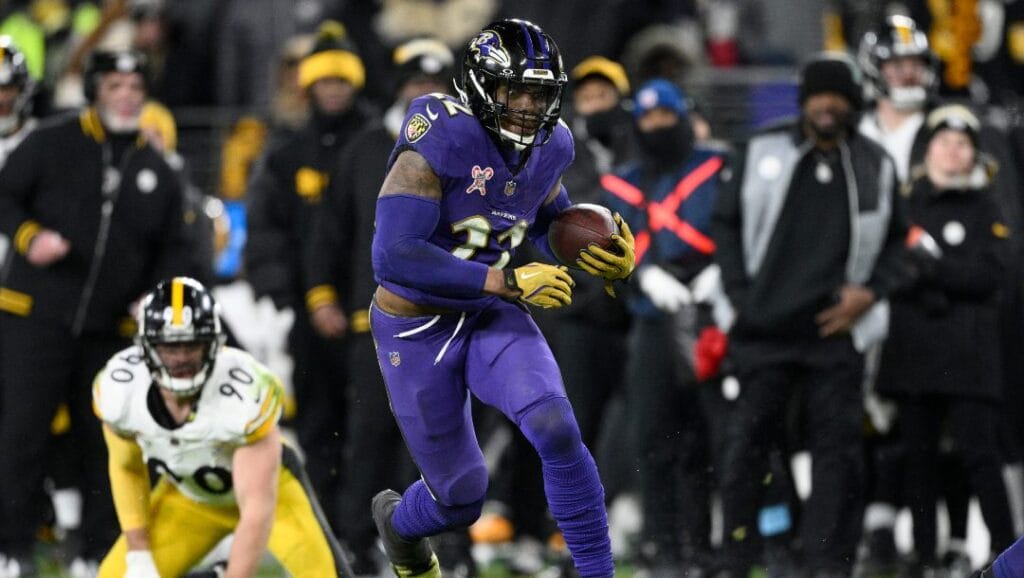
[389,351,401,367]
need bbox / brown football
[548,204,619,268]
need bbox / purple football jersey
[377,93,575,310]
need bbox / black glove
[907,247,940,280]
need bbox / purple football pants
[370,298,614,578]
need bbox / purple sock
[521,398,615,578]
[994,533,1024,578]
[392,480,483,541]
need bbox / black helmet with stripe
[0,36,33,136]
[857,15,936,109]
[457,19,567,150]
[138,277,225,397]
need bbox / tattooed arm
[371,150,519,300]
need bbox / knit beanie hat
[799,52,863,109]
[926,104,980,147]
[298,20,365,90]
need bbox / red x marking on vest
[602,156,723,263]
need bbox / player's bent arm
[373,150,518,299]
[526,179,571,262]
[103,425,153,549]
[225,426,282,578]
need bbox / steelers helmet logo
[162,304,194,328]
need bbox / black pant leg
[74,333,129,559]
[626,315,717,564]
[717,356,792,572]
[901,397,943,559]
[337,333,415,557]
[940,450,971,541]
[288,313,347,515]
[949,399,1016,553]
[800,339,866,573]
[0,316,75,557]
[551,320,624,448]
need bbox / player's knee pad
[519,397,582,461]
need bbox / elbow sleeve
[372,194,489,298]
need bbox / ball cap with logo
[632,78,688,119]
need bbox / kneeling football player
[94,277,350,578]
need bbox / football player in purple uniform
[368,18,633,578]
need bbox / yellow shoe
[391,553,441,578]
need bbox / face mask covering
[637,121,693,166]
[584,107,627,146]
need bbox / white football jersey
[93,345,284,506]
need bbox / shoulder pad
[208,348,285,444]
[92,346,150,431]
[390,93,484,176]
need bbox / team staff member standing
[0,37,37,269]
[604,78,726,576]
[0,49,189,575]
[303,37,455,574]
[876,105,1016,572]
[712,53,906,578]
[245,20,375,518]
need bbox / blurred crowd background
[3,0,1024,577]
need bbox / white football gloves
[125,550,161,578]
[638,265,693,313]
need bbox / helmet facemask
[462,71,563,150]
[0,85,31,136]
[137,278,226,398]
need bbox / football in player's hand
[548,204,619,268]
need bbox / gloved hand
[125,550,161,578]
[506,263,574,308]
[904,225,942,283]
[577,213,635,297]
[694,326,728,381]
[637,265,692,313]
[689,264,722,304]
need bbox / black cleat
[372,489,441,578]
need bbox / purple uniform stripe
[536,31,551,70]
[519,22,536,68]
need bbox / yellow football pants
[98,467,344,578]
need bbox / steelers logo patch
[943,221,966,246]
[136,169,158,193]
[405,113,432,143]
